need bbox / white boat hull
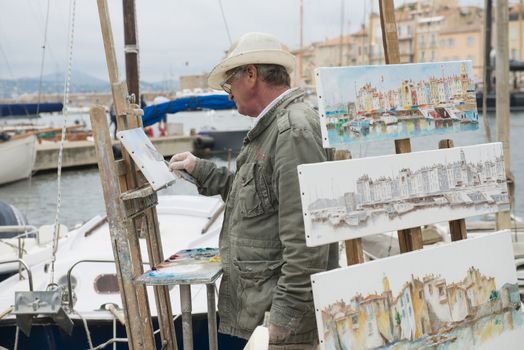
[0,195,224,323]
[0,135,36,185]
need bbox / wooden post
[90,106,153,350]
[379,0,400,65]
[495,0,513,230]
[146,209,178,348]
[438,139,467,241]
[335,150,365,265]
[482,0,493,141]
[380,1,422,253]
[394,139,423,252]
[123,0,140,101]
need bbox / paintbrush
[164,160,197,185]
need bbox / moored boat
[0,134,37,186]
[0,200,72,281]
[381,112,398,125]
[0,194,224,349]
[349,118,371,133]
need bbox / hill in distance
[0,70,178,99]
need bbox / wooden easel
[89,1,178,349]
[340,0,468,267]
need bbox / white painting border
[316,61,479,148]
[312,230,521,350]
[298,142,509,247]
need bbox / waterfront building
[289,2,492,91]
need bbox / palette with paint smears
[135,247,222,285]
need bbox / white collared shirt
[252,88,293,128]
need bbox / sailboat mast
[298,0,303,85]
[123,0,140,102]
[339,0,344,66]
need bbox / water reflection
[328,119,479,145]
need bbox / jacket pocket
[237,163,264,217]
[233,259,284,331]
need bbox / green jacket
[192,88,338,344]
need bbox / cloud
[0,0,481,82]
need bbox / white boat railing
[0,225,38,236]
[65,259,150,311]
[0,225,40,277]
[0,259,33,291]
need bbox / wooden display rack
[311,3,513,349]
[339,0,469,268]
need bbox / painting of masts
[298,143,508,247]
[316,61,479,147]
[311,231,523,350]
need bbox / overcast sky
[0,0,482,82]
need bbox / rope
[36,0,51,115]
[76,311,94,350]
[50,0,76,284]
[217,0,232,45]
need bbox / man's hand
[169,152,198,174]
[268,323,291,343]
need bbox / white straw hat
[208,32,296,90]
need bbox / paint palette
[136,247,222,285]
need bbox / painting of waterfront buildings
[311,231,523,350]
[316,61,479,148]
[298,143,508,246]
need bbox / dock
[34,135,193,171]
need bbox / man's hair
[228,64,290,88]
[255,64,290,87]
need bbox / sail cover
[141,94,236,127]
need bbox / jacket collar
[244,87,304,144]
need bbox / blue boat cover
[142,94,236,127]
[0,102,64,117]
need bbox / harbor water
[0,110,522,230]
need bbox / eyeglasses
[220,68,243,94]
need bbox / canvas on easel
[117,128,176,191]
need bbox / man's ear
[247,64,258,81]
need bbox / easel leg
[207,284,218,350]
[397,227,423,253]
[395,139,423,252]
[449,219,467,241]
[180,284,193,350]
[345,239,365,265]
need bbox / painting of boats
[316,61,479,147]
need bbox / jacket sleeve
[269,109,331,333]
[191,158,235,202]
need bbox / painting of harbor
[312,231,523,350]
[316,61,479,148]
[298,143,508,246]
